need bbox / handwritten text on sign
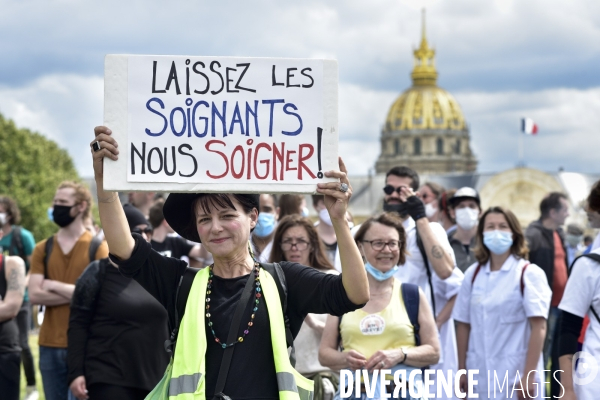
[127,56,330,184]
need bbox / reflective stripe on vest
[168,266,314,399]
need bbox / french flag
[521,117,538,135]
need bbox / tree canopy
[0,113,83,241]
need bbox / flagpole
[518,131,524,167]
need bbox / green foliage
[0,113,81,241]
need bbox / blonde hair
[58,181,93,220]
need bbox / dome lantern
[411,9,438,87]
[374,9,478,175]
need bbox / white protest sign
[103,55,338,193]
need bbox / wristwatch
[400,348,408,364]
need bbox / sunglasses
[131,227,153,235]
[383,185,404,195]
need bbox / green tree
[0,113,81,241]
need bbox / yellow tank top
[340,279,416,359]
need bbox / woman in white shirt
[453,206,551,399]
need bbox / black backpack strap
[9,226,26,260]
[416,232,437,318]
[165,266,199,353]
[88,235,103,263]
[43,236,54,279]
[572,253,600,323]
[401,283,421,346]
[260,262,295,366]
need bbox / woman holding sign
[90,126,369,400]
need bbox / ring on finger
[380,361,385,367]
[339,183,349,193]
[91,141,101,152]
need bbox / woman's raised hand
[90,126,119,180]
[316,157,352,223]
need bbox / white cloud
[1,0,599,180]
[2,73,598,179]
[0,74,103,176]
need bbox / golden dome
[385,10,466,132]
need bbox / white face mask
[455,208,479,230]
[0,212,6,227]
[319,208,333,226]
[425,202,437,219]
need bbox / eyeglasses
[131,227,153,235]
[383,185,404,195]
[281,239,310,251]
[362,240,400,251]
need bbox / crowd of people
[0,125,598,400]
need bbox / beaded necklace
[205,262,261,349]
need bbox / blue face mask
[301,207,309,218]
[254,212,276,238]
[365,262,399,281]
[483,230,513,255]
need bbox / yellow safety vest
[168,266,314,399]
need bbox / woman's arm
[316,158,369,305]
[318,314,366,371]
[516,317,546,399]
[523,317,546,384]
[91,126,135,260]
[456,321,470,371]
[436,295,457,331]
[0,257,25,321]
[405,288,440,368]
[456,321,471,395]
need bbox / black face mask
[383,200,409,218]
[52,205,77,228]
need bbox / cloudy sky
[1,0,599,178]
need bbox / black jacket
[525,219,568,289]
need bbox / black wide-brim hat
[163,193,260,243]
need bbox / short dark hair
[540,192,568,219]
[183,194,258,240]
[0,196,21,225]
[353,212,407,266]
[385,166,419,191]
[148,199,165,228]
[587,180,600,213]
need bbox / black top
[558,310,584,357]
[67,258,170,390]
[448,232,476,273]
[525,220,568,287]
[0,255,20,353]
[151,236,194,260]
[111,234,362,399]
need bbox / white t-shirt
[559,247,600,399]
[294,268,340,375]
[592,231,600,251]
